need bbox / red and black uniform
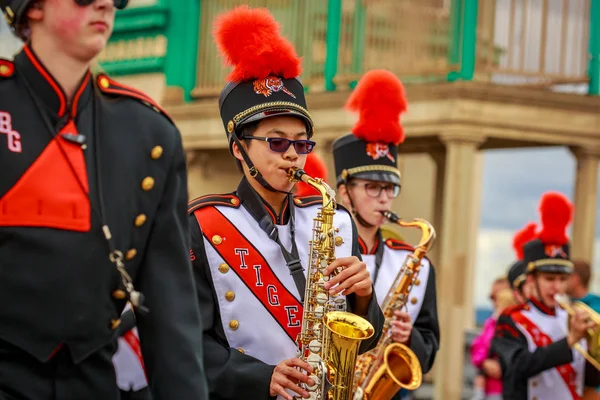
[0,46,207,399]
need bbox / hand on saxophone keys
[269,358,315,400]
[391,310,413,345]
[567,309,597,348]
[323,256,373,298]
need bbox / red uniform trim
[194,206,303,342]
[384,238,414,252]
[97,74,173,124]
[512,312,580,399]
[188,193,240,213]
[0,59,14,78]
[123,330,147,381]
[0,120,90,231]
[23,45,67,117]
[293,195,322,208]
[71,72,91,118]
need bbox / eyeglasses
[74,0,128,9]
[352,182,400,198]
[245,136,316,154]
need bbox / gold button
[219,263,229,273]
[229,320,239,330]
[414,279,421,286]
[411,297,418,305]
[237,347,245,354]
[0,65,8,75]
[225,291,235,301]
[231,198,239,206]
[212,235,222,245]
[125,249,137,260]
[532,381,537,388]
[294,198,302,204]
[334,236,344,247]
[99,77,109,89]
[151,146,163,160]
[141,177,155,191]
[227,120,234,133]
[111,319,121,330]
[134,214,147,227]
[112,289,127,300]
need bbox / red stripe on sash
[512,312,580,399]
[123,330,147,381]
[195,206,303,342]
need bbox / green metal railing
[102,0,598,100]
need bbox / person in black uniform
[332,69,439,400]
[188,6,383,400]
[0,0,208,399]
[491,192,600,400]
[507,222,537,305]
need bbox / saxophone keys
[316,293,328,305]
[309,339,322,354]
[312,323,322,337]
[306,374,320,391]
[314,306,324,319]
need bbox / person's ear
[26,1,44,22]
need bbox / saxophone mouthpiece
[287,167,308,183]
[382,210,400,223]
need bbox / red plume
[512,222,538,260]
[296,153,328,197]
[213,5,302,82]
[537,192,574,245]
[345,69,408,145]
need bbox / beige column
[433,134,485,400]
[428,148,446,269]
[570,147,600,262]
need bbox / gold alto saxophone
[353,210,436,400]
[288,167,375,400]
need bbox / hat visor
[530,263,573,275]
[239,109,314,137]
[351,171,401,185]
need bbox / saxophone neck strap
[238,178,306,301]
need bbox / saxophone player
[332,70,440,400]
[491,192,600,399]
[188,7,383,400]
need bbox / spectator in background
[470,278,516,400]
[568,260,600,400]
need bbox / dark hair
[233,120,260,172]
[572,259,592,288]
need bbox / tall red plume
[512,222,538,260]
[213,5,302,82]
[296,153,328,197]
[537,191,574,245]
[345,69,408,145]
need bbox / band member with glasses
[332,70,440,400]
[0,0,207,398]
[187,6,383,400]
[491,192,600,400]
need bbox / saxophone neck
[288,167,337,208]
[381,211,436,253]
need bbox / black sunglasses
[74,0,128,9]
[245,136,316,155]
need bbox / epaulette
[188,193,240,214]
[0,59,15,79]
[501,303,529,317]
[96,73,173,124]
[384,238,415,252]
[293,195,322,208]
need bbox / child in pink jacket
[470,286,516,400]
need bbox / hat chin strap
[345,182,375,229]
[232,134,292,195]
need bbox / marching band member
[0,0,207,398]
[188,6,383,400]
[492,192,600,399]
[508,223,538,304]
[332,70,440,400]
